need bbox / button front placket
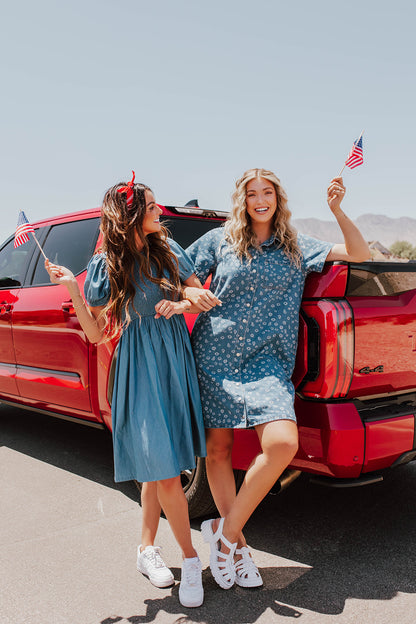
[234,252,261,426]
[188,227,333,430]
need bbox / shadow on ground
[0,403,138,501]
[98,466,416,622]
[2,403,416,621]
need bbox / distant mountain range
[292,214,416,247]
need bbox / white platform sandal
[234,546,263,587]
[201,518,237,589]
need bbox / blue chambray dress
[187,228,333,428]
[84,239,206,482]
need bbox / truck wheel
[135,457,245,519]
[180,457,217,519]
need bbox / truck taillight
[298,300,354,399]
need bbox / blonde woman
[185,168,369,590]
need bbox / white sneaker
[179,556,204,608]
[137,545,174,588]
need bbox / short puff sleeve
[186,228,222,283]
[167,238,195,281]
[298,233,333,275]
[84,253,111,306]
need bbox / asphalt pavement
[2,403,416,624]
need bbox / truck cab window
[30,218,100,286]
[0,237,37,288]
[161,217,222,249]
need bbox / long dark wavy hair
[98,181,181,339]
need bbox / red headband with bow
[117,170,136,207]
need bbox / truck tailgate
[346,263,416,399]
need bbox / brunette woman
[45,172,220,608]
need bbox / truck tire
[180,457,217,519]
[135,457,246,519]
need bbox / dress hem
[113,457,207,484]
[204,414,297,429]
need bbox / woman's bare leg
[205,427,246,548]
[140,481,162,549]
[157,476,197,559]
[214,420,298,546]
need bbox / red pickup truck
[1,205,416,517]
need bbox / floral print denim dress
[187,228,333,428]
[84,239,206,483]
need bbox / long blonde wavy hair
[224,168,302,267]
[98,181,181,339]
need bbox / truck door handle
[62,301,75,314]
[0,302,12,313]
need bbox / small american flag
[14,211,35,248]
[345,136,364,169]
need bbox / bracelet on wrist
[72,294,87,307]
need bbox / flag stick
[338,129,364,177]
[338,163,347,177]
[31,231,48,260]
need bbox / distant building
[368,240,394,261]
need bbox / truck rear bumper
[231,394,416,479]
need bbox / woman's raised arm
[325,177,370,263]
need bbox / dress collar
[260,235,279,248]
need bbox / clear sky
[1,0,415,242]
